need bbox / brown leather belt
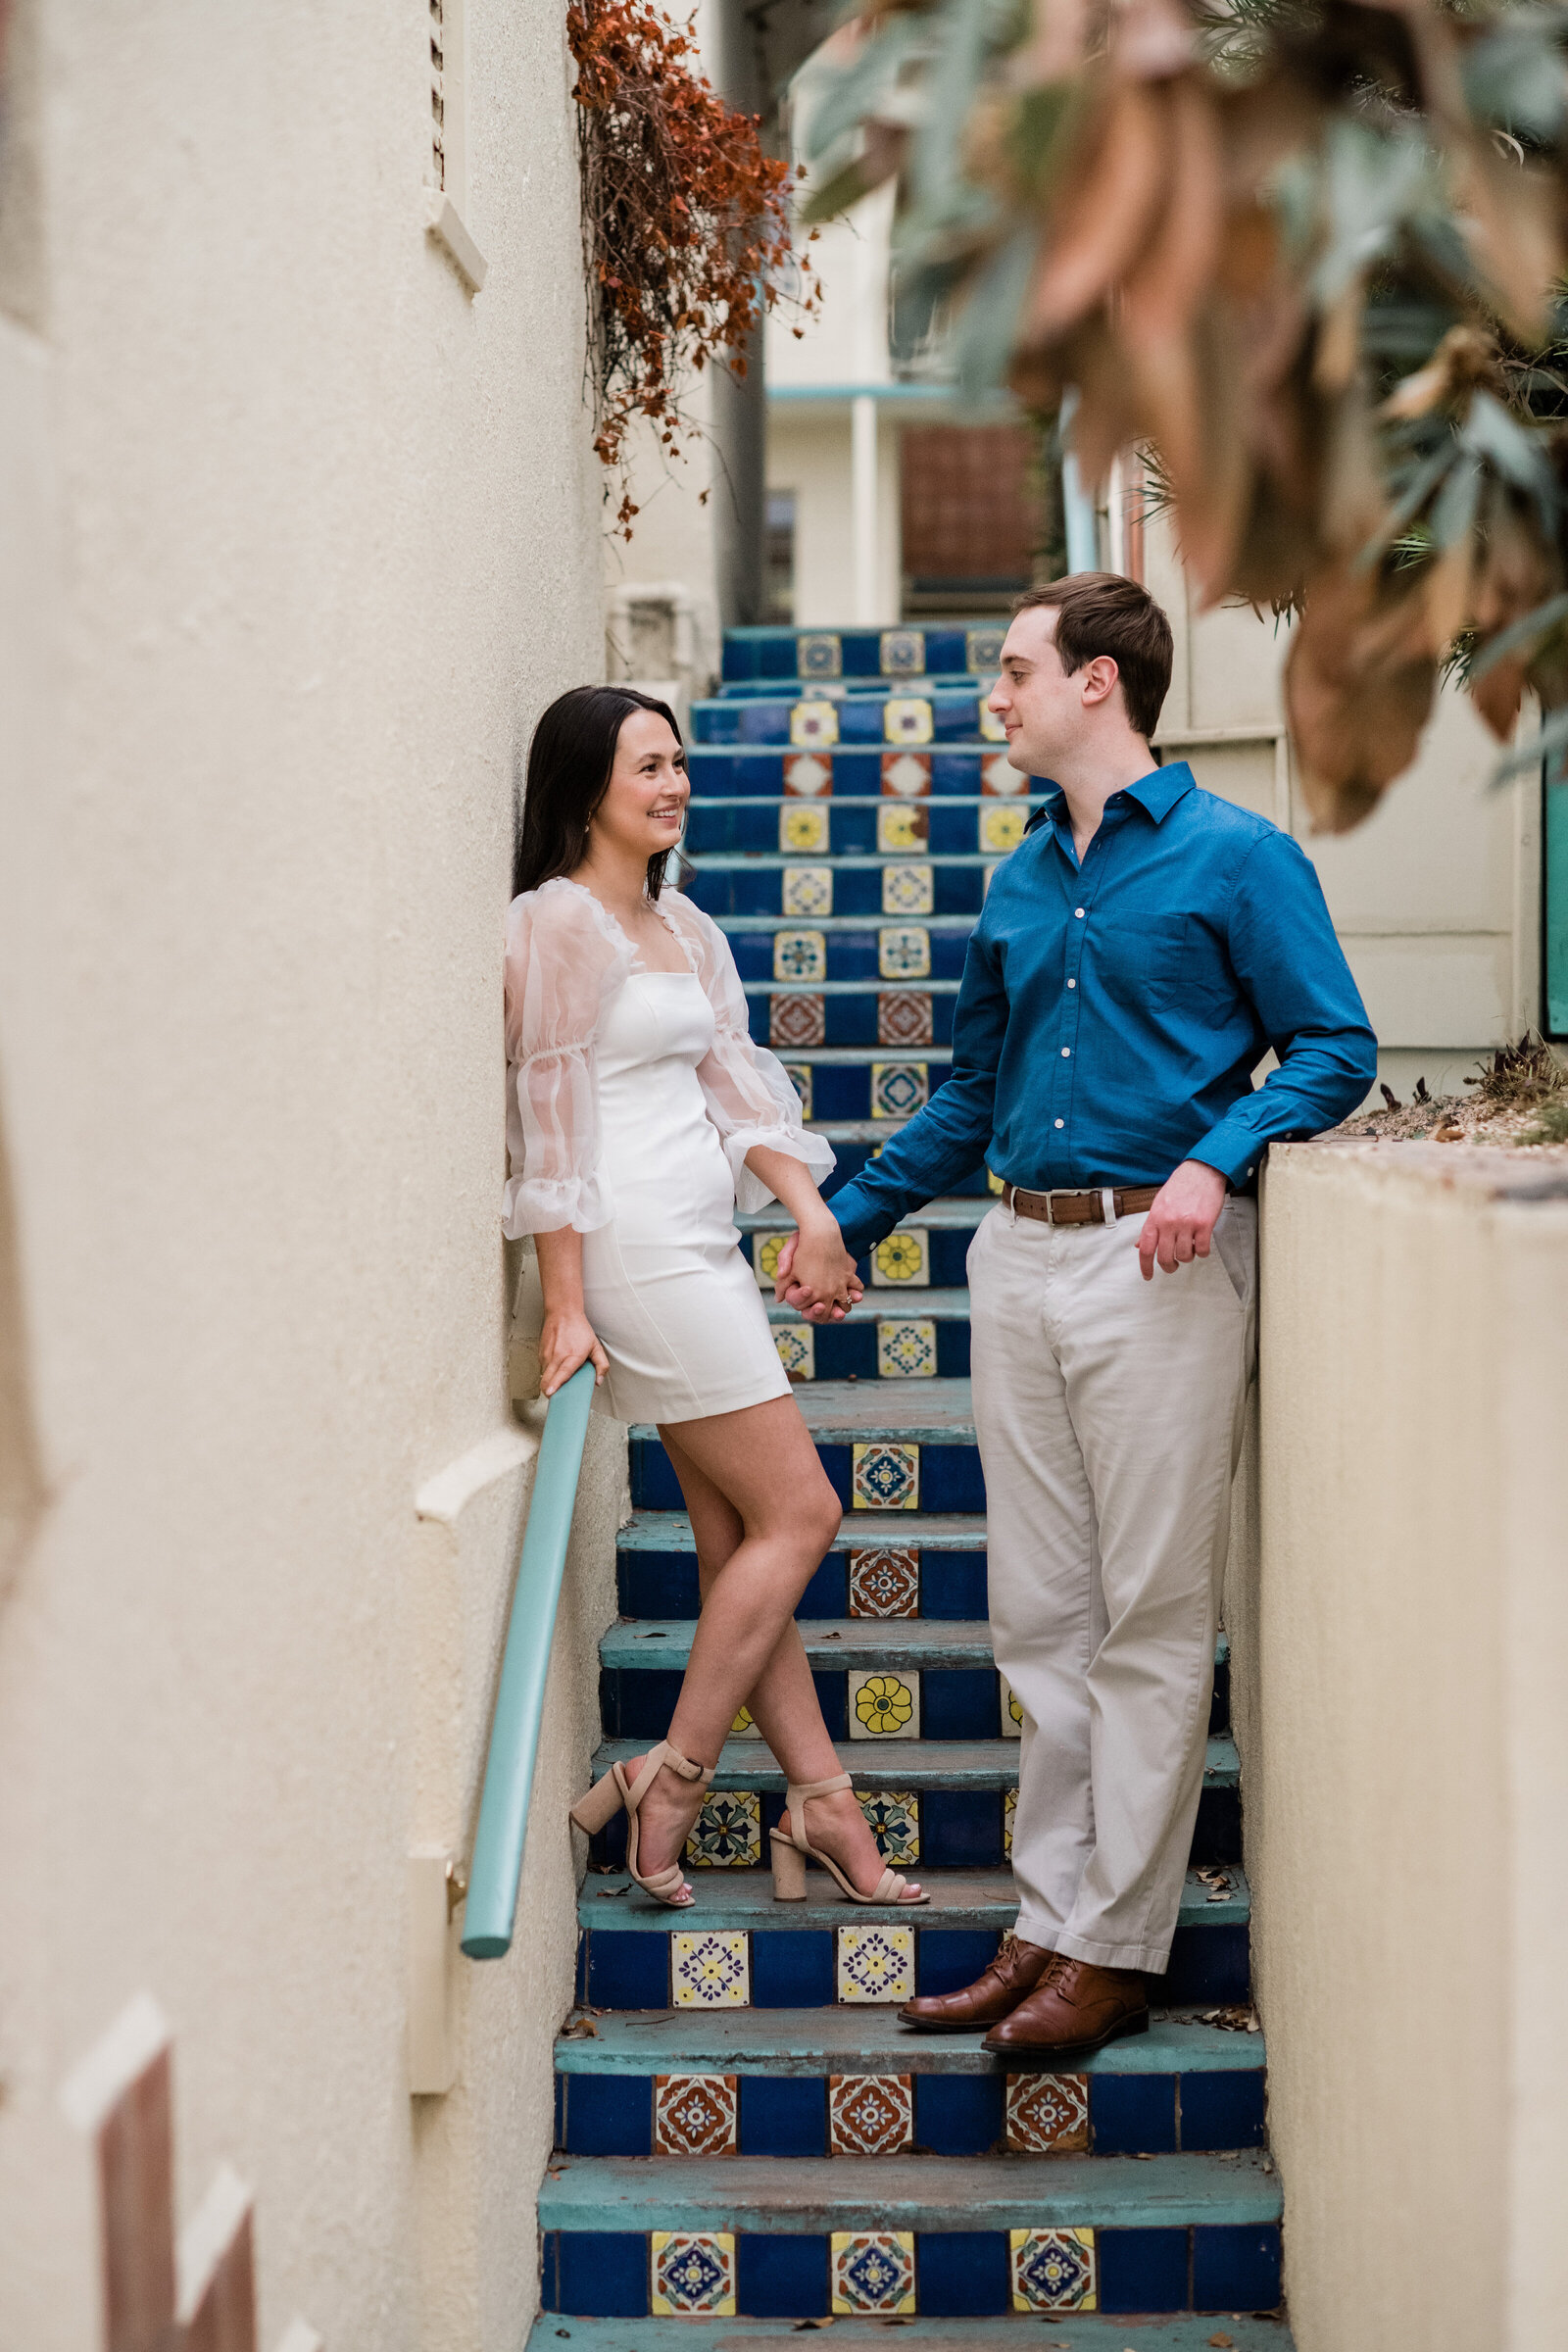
[1001,1182,1160,1226]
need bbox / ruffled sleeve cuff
[724,1123,837,1213]
[501,1166,616,1243]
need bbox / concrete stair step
[538,2152,1283,2319]
[686,746,1032,796]
[591,1737,1239,1795]
[577,1867,1250,1938]
[529,2316,1295,2352]
[718,623,1005,684]
[687,864,1000,922]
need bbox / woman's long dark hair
[512,685,684,903]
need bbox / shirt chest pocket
[1090,912,1192,1010]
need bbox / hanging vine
[568,0,819,534]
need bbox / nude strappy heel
[769,1770,929,1906]
[568,1740,715,1907]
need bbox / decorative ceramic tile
[877,802,929,855]
[783,864,833,918]
[671,1930,751,2006]
[980,803,1028,855]
[850,1669,920,1739]
[849,1546,920,1616]
[881,751,931,798]
[1004,2072,1089,2153]
[1004,1786,1017,1855]
[729,1701,762,1739]
[982,750,1027,795]
[783,1062,812,1119]
[852,1441,920,1512]
[967,625,1007,672]
[878,925,931,980]
[656,2073,740,2155]
[784,751,833,797]
[791,700,840,748]
[1000,1673,1023,1738]
[774,1323,815,1382]
[836,1925,916,2005]
[880,628,926,677]
[799,631,843,680]
[871,1228,929,1287]
[771,992,826,1050]
[753,1231,788,1288]
[882,862,935,917]
[781,803,830,854]
[831,2231,915,2314]
[1009,2229,1097,2313]
[979,700,1008,743]
[653,2230,737,2316]
[858,1788,919,1862]
[877,989,933,1047]
[877,1318,938,1378]
[773,928,826,984]
[685,1791,761,1866]
[829,2074,913,2154]
[871,1061,929,1120]
[883,696,933,746]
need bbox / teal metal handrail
[462,1360,596,1959]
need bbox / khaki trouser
[966,1196,1256,1974]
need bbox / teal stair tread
[577,1865,1250,1935]
[721,914,980,933]
[592,1736,1240,1792]
[633,1379,975,1446]
[618,1510,991,1552]
[601,1620,1228,1676]
[750,1047,956,1067]
[604,1617,999,1669]
[537,2150,1282,2231]
[769,1288,972,1324]
[554,2006,1263,2076]
[740,1197,989,1230]
[747,978,963,995]
[530,2319,1294,2352]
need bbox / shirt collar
[1027,760,1196,836]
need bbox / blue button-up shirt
[828,761,1377,1254]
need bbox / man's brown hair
[1012,572,1173,741]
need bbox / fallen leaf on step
[792,2321,834,2331]
[596,1885,631,1898]
[1133,2151,1155,2159]
[560,2017,599,2038]
[1210,2336,1236,2348]
[1434,1122,1465,1142]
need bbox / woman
[505,685,924,1910]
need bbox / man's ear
[1081,655,1120,709]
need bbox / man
[779,574,1376,2056]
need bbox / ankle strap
[627,1740,715,1808]
[786,1772,853,1805]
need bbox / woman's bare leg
[621,1398,918,1897]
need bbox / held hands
[1137,1159,1230,1281]
[538,1306,611,1397]
[773,1214,864,1324]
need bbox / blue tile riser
[686,749,1036,795]
[629,1438,988,1515]
[689,868,991,921]
[739,1061,956,1123]
[576,1922,1250,2010]
[599,1656,1226,1740]
[745,995,959,1051]
[540,2226,1282,2318]
[691,697,994,748]
[687,804,1041,855]
[615,1547,993,1622]
[555,2069,1265,2157]
[720,624,988,680]
[770,1317,973,1380]
[728,930,975,983]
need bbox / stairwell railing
[461,1359,597,1960]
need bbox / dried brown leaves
[808,0,1568,827]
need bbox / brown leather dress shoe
[898,1933,1055,2033]
[981,1955,1149,2057]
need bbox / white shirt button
[1061,1047,1071,1057]
[1067,978,1076,988]
[1054,1118,1064,1129]
[1074,907,1085,918]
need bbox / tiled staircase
[531,625,1293,2352]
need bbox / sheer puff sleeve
[502,878,634,1239]
[662,891,836,1213]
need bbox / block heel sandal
[769,1770,929,1905]
[568,1740,714,1908]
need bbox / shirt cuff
[1186,1128,1263,1193]
[826,1182,900,1261]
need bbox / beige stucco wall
[1231,1144,1568,2352]
[0,4,620,2347]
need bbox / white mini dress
[503,877,834,1425]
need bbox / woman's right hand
[539,1307,610,1397]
